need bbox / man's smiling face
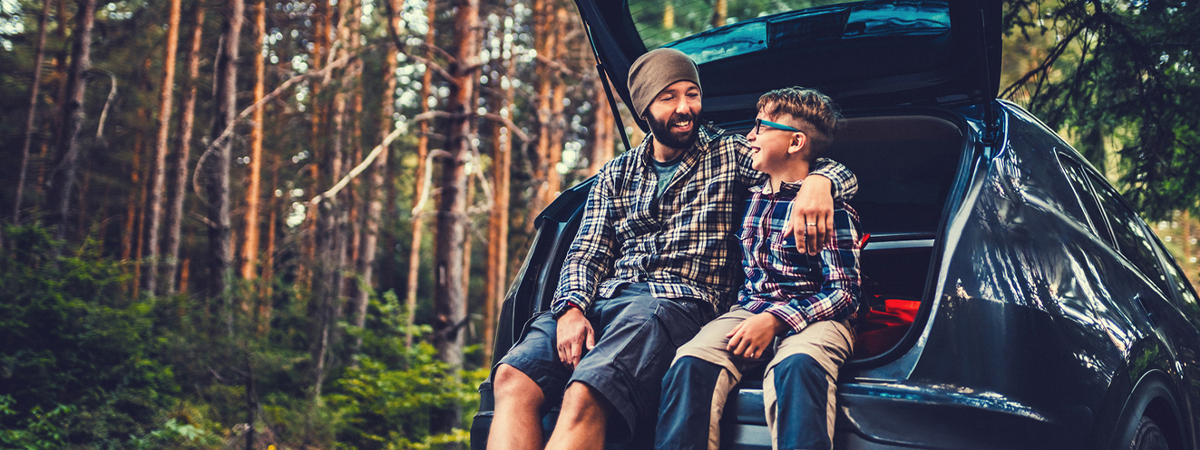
[644,80,702,152]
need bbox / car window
[1090,176,1172,295]
[1153,239,1200,321]
[1056,154,1114,245]
[628,0,949,62]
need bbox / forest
[0,0,1197,448]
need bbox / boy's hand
[556,307,595,370]
[727,313,788,359]
[785,174,833,255]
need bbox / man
[488,49,857,450]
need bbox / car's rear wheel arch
[1109,370,1187,450]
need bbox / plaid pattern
[738,180,862,334]
[550,123,857,317]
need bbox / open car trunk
[470,110,969,449]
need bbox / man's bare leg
[489,364,547,450]
[545,382,609,450]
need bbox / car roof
[575,0,1001,129]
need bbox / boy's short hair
[756,87,843,158]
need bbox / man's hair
[756,87,843,158]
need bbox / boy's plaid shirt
[738,180,862,334]
[549,123,857,317]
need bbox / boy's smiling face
[747,111,805,175]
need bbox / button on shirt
[737,180,863,334]
[549,123,858,317]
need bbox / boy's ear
[788,132,808,154]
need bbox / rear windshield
[628,0,951,64]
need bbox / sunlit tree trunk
[240,0,267,285]
[48,0,97,246]
[209,0,243,333]
[9,0,54,250]
[483,22,515,364]
[589,73,614,176]
[299,0,329,292]
[143,0,182,295]
[165,1,204,296]
[711,0,726,28]
[405,0,436,346]
[526,0,556,233]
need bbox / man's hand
[726,313,788,359]
[785,174,834,255]
[556,307,595,370]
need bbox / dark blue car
[471,1,1200,448]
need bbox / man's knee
[494,364,544,404]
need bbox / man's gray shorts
[498,283,713,441]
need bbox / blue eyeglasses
[753,118,801,134]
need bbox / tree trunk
[143,0,182,295]
[484,21,515,366]
[209,0,242,333]
[588,73,614,176]
[133,109,150,297]
[41,0,70,200]
[48,0,97,246]
[526,0,558,233]
[431,0,479,440]
[260,154,280,334]
[352,0,401,357]
[405,0,436,346]
[240,0,267,283]
[10,0,54,249]
[299,0,330,292]
[164,0,205,296]
[123,133,143,263]
[436,0,478,376]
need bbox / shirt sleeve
[764,207,862,334]
[809,158,858,203]
[550,161,621,317]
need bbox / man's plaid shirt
[738,181,862,334]
[549,123,857,317]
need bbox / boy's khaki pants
[654,306,854,450]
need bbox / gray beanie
[627,48,702,117]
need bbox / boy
[654,87,861,450]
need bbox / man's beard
[646,111,700,151]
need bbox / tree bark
[260,154,280,334]
[588,73,614,176]
[431,0,479,440]
[404,0,436,346]
[143,0,182,295]
[10,0,54,249]
[48,0,97,246]
[123,130,143,263]
[240,0,267,283]
[484,20,515,366]
[208,0,242,333]
[351,0,401,357]
[165,0,205,296]
[434,0,479,372]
